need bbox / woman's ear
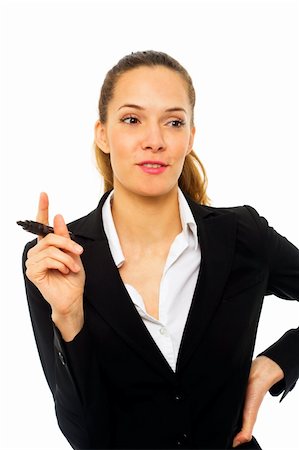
[187,126,196,155]
[94,120,110,154]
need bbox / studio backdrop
[1,1,298,449]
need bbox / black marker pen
[17,220,74,238]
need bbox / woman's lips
[137,161,169,174]
[138,164,168,174]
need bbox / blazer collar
[68,190,237,381]
[68,190,111,241]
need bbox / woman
[22,51,299,450]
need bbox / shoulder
[185,196,270,254]
[196,203,259,217]
[205,204,266,229]
[185,192,265,228]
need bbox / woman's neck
[111,186,182,249]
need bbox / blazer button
[176,433,188,447]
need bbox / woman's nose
[141,125,166,152]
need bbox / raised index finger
[36,192,49,225]
[36,192,49,241]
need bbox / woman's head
[94,50,209,205]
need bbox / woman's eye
[121,116,139,124]
[168,119,185,128]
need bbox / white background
[1,0,298,449]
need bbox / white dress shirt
[102,188,201,372]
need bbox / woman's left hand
[232,355,284,448]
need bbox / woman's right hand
[25,193,86,341]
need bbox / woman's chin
[113,177,179,199]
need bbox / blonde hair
[94,50,210,205]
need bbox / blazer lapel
[176,199,237,372]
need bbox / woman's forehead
[110,66,190,111]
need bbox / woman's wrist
[252,355,284,388]
[52,303,84,342]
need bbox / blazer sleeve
[22,240,111,450]
[244,206,299,401]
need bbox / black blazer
[22,191,299,450]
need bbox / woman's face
[95,66,195,199]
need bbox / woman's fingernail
[73,244,83,254]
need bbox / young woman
[22,51,299,450]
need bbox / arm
[232,355,284,447]
[233,206,299,447]
[246,205,299,398]
[22,193,111,449]
[22,258,91,449]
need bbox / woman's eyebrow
[118,104,187,113]
[118,104,144,111]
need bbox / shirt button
[58,351,66,366]
[159,327,168,336]
[174,392,184,402]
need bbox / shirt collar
[102,188,198,268]
[102,190,125,268]
[177,188,199,251]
